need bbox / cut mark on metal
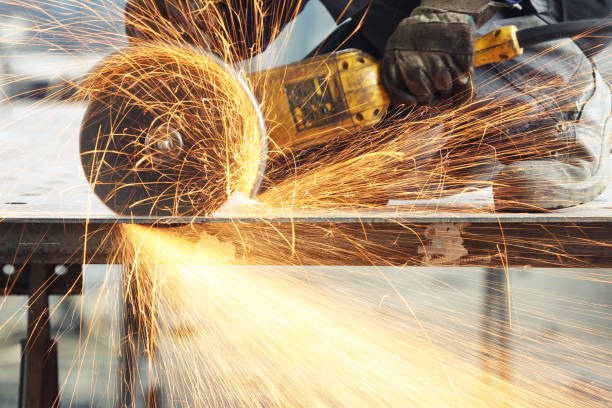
[418,223,469,265]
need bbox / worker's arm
[381,0,521,107]
[124,0,307,61]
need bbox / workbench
[1,101,611,407]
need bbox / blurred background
[0,0,335,102]
[0,1,610,407]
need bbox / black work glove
[382,7,476,107]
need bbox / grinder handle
[251,26,522,151]
[473,25,523,67]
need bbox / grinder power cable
[80,19,612,216]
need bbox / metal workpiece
[1,212,612,268]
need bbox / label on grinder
[284,75,349,132]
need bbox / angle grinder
[80,20,611,216]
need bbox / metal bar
[120,286,138,408]
[22,264,59,408]
[1,219,612,267]
[120,264,162,408]
[18,340,25,408]
[480,268,511,381]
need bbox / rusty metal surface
[1,219,611,268]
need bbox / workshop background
[0,1,610,407]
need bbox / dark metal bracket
[2,263,82,408]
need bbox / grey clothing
[307,2,611,206]
[427,12,611,206]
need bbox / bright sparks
[119,224,611,407]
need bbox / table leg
[21,264,59,408]
[480,267,511,380]
[120,267,162,408]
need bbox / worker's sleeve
[125,0,308,60]
[418,0,520,26]
[529,0,610,21]
[564,0,611,19]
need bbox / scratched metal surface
[0,100,612,225]
[0,101,114,218]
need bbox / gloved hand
[382,6,476,107]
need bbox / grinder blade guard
[80,44,267,217]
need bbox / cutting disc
[80,44,267,217]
